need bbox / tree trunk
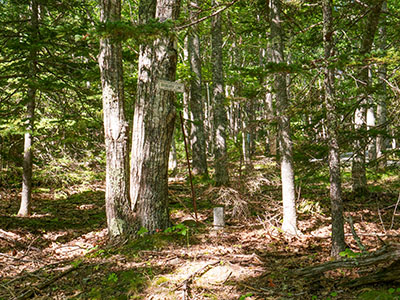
[270,0,298,235]
[18,0,38,217]
[130,0,180,233]
[376,1,387,170]
[99,0,132,239]
[169,129,178,173]
[211,0,229,186]
[322,0,346,258]
[352,0,383,194]
[188,0,208,177]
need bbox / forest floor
[1,156,400,300]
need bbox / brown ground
[1,157,400,299]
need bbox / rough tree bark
[211,0,229,186]
[188,0,208,177]
[270,0,298,235]
[99,0,132,238]
[130,0,180,233]
[352,0,383,194]
[18,0,38,217]
[322,0,346,258]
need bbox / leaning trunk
[130,0,180,233]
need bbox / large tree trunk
[352,0,383,194]
[18,0,38,217]
[188,0,208,177]
[99,0,132,239]
[211,0,229,186]
[270,0,298,235]
[322,0,346,258]
[130,0,180,233]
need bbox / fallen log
[293,244,400,279]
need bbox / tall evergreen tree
[18,0,38,217]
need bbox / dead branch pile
[204,187,250,220]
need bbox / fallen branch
[345,215,366,253]
[14,264,80,300]
[176,260,219,300]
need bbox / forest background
[1,0,400,299]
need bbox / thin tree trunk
[211,0,229,186]
[376,0,387,170]
[99,0,132,239]
[322,0,346,258]
[169,128,178,173]
[130,0,180,233]
[270,0,298,235]
[18,0,38,217]
[188,0,208,177]
[352,0,383,194]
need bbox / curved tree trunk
[99,0,132,239]
[18,0,38,217]
[130,0,180,233]
[322,0,346,258]
[211,0,229,186]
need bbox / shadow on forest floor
[1,158,400,299]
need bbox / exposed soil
[1,158,400,299]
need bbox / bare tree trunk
[322,0,346,258]
[188,0,208,177]
[99,0,132,239]
[352,0,383,194]
[18,0,38,217]
[130,0,180,233]
[211,0,229,186]
[270,0,298,235]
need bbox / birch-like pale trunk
[322,0,346,258]
[188,0,208,177]
[130,0,180,233]
[211,0,229,186]
[18,0,38,217]
[99,0,132,239]
[352,0,383,194]
[270,0,298,235]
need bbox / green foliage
[339,248,362,259]
[137,226,149,237]
[358,287,400,300]
[239,293,254,300]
